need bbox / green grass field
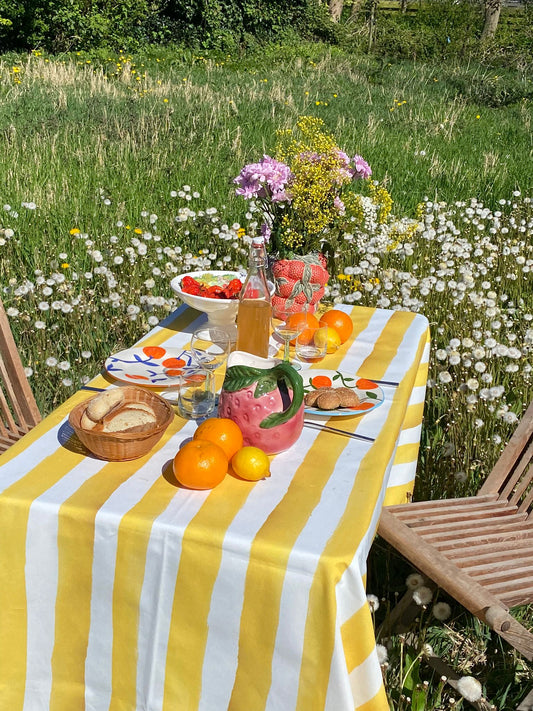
[0,46,532,708]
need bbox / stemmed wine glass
[271,305,310,369]
[190,326,231,371]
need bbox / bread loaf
[86,389,125,422]
[102,405,157,433]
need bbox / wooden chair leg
[517,687,533,711]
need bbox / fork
[303,421,375,443]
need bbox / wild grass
[0,48,532,709]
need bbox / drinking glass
[271,305,309,367]
[190,326,230,371]
[176,368,216,420]
[295,324,329,365]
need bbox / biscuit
[305,388,333,407]
[336,388,360,408]
[316,391,342,410]
[86,389,125,422]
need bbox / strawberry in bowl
[170,270,245,336]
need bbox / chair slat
[386,494,498,517]
[0,299,41,450]
[518,467,533,514]
[486,574,533,597]
[397,504,516,527]
[502,439,533,503]
[408,512,527,537]
[499,586,533,608]
[422,519,533,545]
[468,560,533,583]
[0,369,20,432]
[391,498,506,522]
[479,402,533,496]
[443,537,533,564]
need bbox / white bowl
[170,270,275,342]
[170,271,244,340]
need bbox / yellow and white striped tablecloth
[0,305,429,711]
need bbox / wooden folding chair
[378,400,533,662]
[0,298,41,452]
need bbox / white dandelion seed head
[406,573,425,590]
[432,601,452,620]
[376,644,388,665]
[422,643,434,657]
[456,676,482,702]
[367,594,379,612]
[413,586,433,606]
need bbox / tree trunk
[329,0,344,22]
[481,0,501,40]
[350,0,365,20]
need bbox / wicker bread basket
[69,386,174,461]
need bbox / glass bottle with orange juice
[236,238,271,357]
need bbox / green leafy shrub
[0,0,335,52]
[448,70,533,107]
[362,0,483,60]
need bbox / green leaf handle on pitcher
[259,361,304,429]
[222,361,304,429]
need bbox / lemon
[231,446,271,481]
[314,327,341,354]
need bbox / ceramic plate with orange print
[301,370,385,417]
[105,346,193,386]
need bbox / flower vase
[271,253,329,319]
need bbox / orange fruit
[319,310,353,344]
[193,417,244,460]
[173,439,228,490]
[286,311,320,345]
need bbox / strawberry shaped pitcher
[218,351,304,454]
[271,253,329,318]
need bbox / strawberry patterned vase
[271,253,329,318]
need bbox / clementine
[319,309,353,344]
[193,417,244,460]
[173,439,228,490]
[286,311,320,345]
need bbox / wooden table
[0,304,429,711]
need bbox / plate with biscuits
[302,371,384,417]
